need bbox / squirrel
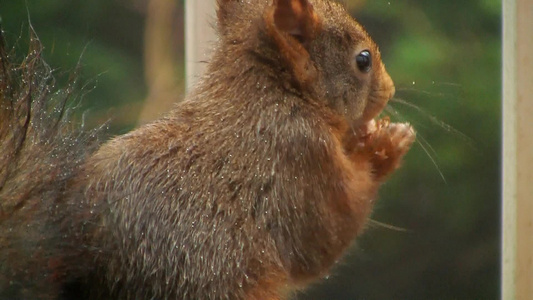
[0,0,415,299]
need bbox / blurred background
[2,0,501,299]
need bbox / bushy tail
[0,27,99,299]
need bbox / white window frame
[502,0,533,299]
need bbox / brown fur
[0,29,100,299]
[0,0,415,299]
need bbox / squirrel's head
[216,0,394,126]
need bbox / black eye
[355,50,372,73]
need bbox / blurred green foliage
[2,0,148,133]
[2,0,500,299]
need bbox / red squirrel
[0,0,415,299]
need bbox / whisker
[390,97,476,149]
[416,134,448,184]
[396,87,443,97]
[396,81,462,92]
[396,82,462,100]
[432,81,462,88]
[414,132,439,162]
[383,105,447,184]
[383,105,431,131]
[367,219,409,232]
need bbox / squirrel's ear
[271,0,321,42]
[265,0,322,88]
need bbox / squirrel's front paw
[356,118,416,180]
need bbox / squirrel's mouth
[359,73,395,125]
[352,84,395,138]
[359,89,394,126]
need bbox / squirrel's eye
[355,50,372,73]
